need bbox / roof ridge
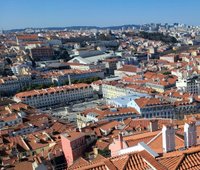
[171,154,185,170]
[120,155,131,170]
[73,160,105,170]
[147,131,162,145]
[122,118,132,131]
[175,133,185,142]
[91,154,107,163]
[68,157,89,169]
[139,150,167,170]
[104,159,117,170]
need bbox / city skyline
[1,0,200,29]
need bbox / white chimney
[162,125,175,153]
[184,122,196,148]
[68,74,71,85]
[189,96,193,103]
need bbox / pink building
[61,131,86,166]
[109,133,127,157]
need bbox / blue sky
[1,0,199,29]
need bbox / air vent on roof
[34,138,40,143]
[178,147,186,151]
[64,132,70,137]
[110,108,117,112]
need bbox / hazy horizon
[1,0,200,30]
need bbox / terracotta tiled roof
[139,150,167,170]
[123,118,176,130]
[25,134,50,150]
[5,136,30,151]
[0,113,19,122]
[92,80,104,85]
[81,106,139,120]
[117,65,141,73]
[50,122,69,133]
[126,84,154,93]
[124,130,159,144]
[14,161,33,170]
[174,100,196,106]
[41,69,101,78]
[144,72,177,87]
[70,141,200,170]
[111,155,129,169]
[126,135,156,147]
[16,34,38,40]
[69,150,159,170]
[9,103,28,111]
[134,97,170,108]
[104,160,118,170]
[62,131,85,142]
[103,58,118,62]
[162,89,191,100]
[1,157,16,166]
[147,132,184,154]
[95,140,110,150]
[158,154,184,170]
[68,157,89,170]
[100,121,120,131]
[91,154,107,163]
[158,147,200,170]
[15,83,91,99]
[123,129,184,154]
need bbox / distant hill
[5,24,140,33]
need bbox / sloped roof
[158,147,200,170]
[135,97,170,108]
[68,157,89,170]
[69,146,200,170]
[69,151,155,170]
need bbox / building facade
[128,97,175,119]
[14,83,94,108]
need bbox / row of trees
[66,77,101,85]
[54,47,71,61]
[20,83,57,92]
[139,31,178,43]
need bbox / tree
[60,50,70,60]
[28,55,36,68]
[139,31,178,43]
[162,71,171,75]
[5,57,12,65]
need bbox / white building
[11,63,31,75]
[128,97,175,119]
[114,65,142,78]
[14,83,94,108]
[108,94,150,108]
[184,122,197,148]
[176,75,200,95]
[77,106,139,128]
[0,113,23,129]
[162,124,175,153]
[69,52,115,65]
[0,76,21,94]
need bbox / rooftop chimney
[184,122,196,148]
[149,119,158,132]
[93,147,98,157]
[118,133,123,150]
[68,75,71,85]
[109,132,126,157]
[162,124,175,153]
